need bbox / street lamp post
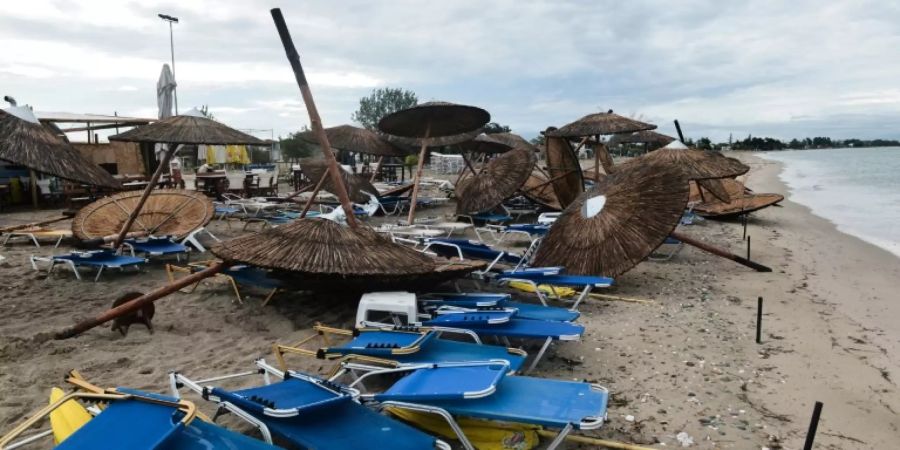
[158,13,179,115]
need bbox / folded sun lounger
[338,361,608,450]
[170,360,450,450]
[31,249,146,282]
[0,384,276,449]
[421,292,580,322]
[496,270,614,309]
[273,324,528,374]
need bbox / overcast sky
[2,0,899,142]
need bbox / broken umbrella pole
[271,7,358,227]
[53,261,230,340]
[670,231,772,272]
[0,216,70,234]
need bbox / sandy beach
[1,155,899,449]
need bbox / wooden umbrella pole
[0,216,69,233]
[301,171,329,218]
[572,136,590,154]
[112,145,176,249]
[54,261,229,339]
[406,124,431,225]
[29,169,39,209]
[671,231,772,272]
[271,8,357,228]
[370,156,384,183]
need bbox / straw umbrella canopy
[544,133,584,208]
[298,124,406,157]
[460,133,513,154]
[212,218,437,277]
[531,161,690,277]
[521,170,562,210]
[490,132,536,151]
[108,110,264,146]
[301,158,379,203]
[377,101,490,224]
[689,179,783,218]
[544,111,657,138]
[618,140,749,202]
[609,130,675,149]
[456,147,536,214]
[0,107,119,189]
[72,189,214,240]
[381,128,481,150]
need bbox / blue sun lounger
[422,292,580,322]
[0,387,277,449]
[170,361,449,450]
[415,312,583,373]
[340,361,608,450]
[276,326,528,373]
[124,236,190,262]
[30,249,146,282]
[422,238,525,273]
[167,262,283,305]
[496,270,614,309]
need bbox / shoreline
[753,149,900,260]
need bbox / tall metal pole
[169,20,178,115]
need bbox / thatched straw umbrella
[381,128,482,150]
[300,158,379,203]
[0,103,120,201]
[378,101,490,224]
[73,189,213,240]
[461,133,513,154]
[490,132,536,151]
[545,110,657,180]
[689,179,783,218]
[608,130,675,152]
[298,124,406,157]
[531,162,690,277]
[521,170,562,210]
[543,133,584,208]
[106,109,264,248]
[617,140,749,202]
[456,147,536,214]
[212,217,437,276]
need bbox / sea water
[760,147,900,258]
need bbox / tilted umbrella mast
[378,101,490,224]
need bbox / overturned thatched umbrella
[618,140,749,202]
[72,189,214,241]
[690,179,783,219]
[456,147,536,214]
[546,111,657,180]
[544,132,584,208]
[521,170,562,210]
[378,101,490,224]
[531,162,690,277]
[0,102,120,193]
[212,217,437,276]
[301,158,379,203]
[106,109,264,248]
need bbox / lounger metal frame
[165,261,281,305]
[336,361,608,450]
[30,252,146,282]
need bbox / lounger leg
[94,266,105,282]
[54,235,64,248]
[527,337,553,373]
[30,234,40,248]
[261,288,278,307]
[67,261,81,281]
[571,285,592,310]
[545,423,574,450]
[1,234,10,246]
[230,278,243,304]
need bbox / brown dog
[110,292,154,337]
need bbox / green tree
[483,122,511,134]
[280,127,315,161]
[352,87,418,130]
[530,135,546,146]
[696,137,712,150]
